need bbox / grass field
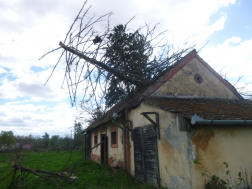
[0,150,156,189]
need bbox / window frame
[111,131,117,144]
[110,125,118,148]
[94,131,98,146]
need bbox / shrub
[194,160,245,189]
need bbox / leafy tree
[42,132,49,139]
[62,135,73,150]
[86,106,105,125]
[104,24,152,107]
[73,122,83,149]
[34,137,45,149]
[42,132,49,148]
[49,135,59,149]
[74,122,82,134]
[0,131,16,148]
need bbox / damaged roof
[144,96,252,120]
[82,49,244,132]
[82,86,147,132]
[82,50,198,132]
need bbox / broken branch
[59,42,143,87]
[9,163,76,189]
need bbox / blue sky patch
[207,0,252,45]
[30,66,46,73]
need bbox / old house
[82,49,252,188]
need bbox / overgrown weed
[194,160,251,189]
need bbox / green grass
[0,151,156,189]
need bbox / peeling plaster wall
[108,123,124,167]
[128,103,195,188]
[160,115,195,189]
[128,102,252,188]
[91,102,252,188]
[152,58,237,99]
[90,122,125,167]
[191,127,252,189]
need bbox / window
[94,131,98,146]
[194,74,203,84]
[94,135,98,145]
[110,125,118,148]
[111,131,116,144]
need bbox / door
[133,124,159,187]
[85,131,91,160]
[101,134,108,165]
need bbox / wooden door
[85,131,91,160]
[133,124,159,187]
[101,134,108,165]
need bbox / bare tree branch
[59,42,143,87]
[40,0,196,112]
[9,163,76,189]
[39,47,61,60]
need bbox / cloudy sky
[0,0,251,138]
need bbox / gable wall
[152,57,238,98]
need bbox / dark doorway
[133,124,159,187]
[85,131,91,160]
[101,134,108,165]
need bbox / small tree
[74,122,82,134]
[62,135,73,150]
[42,132,49,139]
[0,131,16,149]
[49,135,59,149]
[42,132,49,148]
[73,122,83,149]
[34,137,45,149]
[85,106,105,125]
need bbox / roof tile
[144,97,252,120]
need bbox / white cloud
[0,67,7,74]
[1,9,21,22]
[223,36,242,45]
[0,0,236,78]
[200,36,252,96]
[4,103,47,112]
[73,0,236,47]
[0,68,69,101]
[200,37,252,75]
[0,0,241,137]
[122,0,236,45]
[0,102,76,137]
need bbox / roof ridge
[143,95,247,101]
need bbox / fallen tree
[1,141,104,189]
[40,0,196,112]
[7,163,75,189]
